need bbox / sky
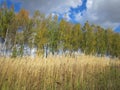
[0,0,120,32]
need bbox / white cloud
[11,0,120,29]
[12,0,82,15]
[75,0,120,28]
[86,0,120,27]
[63,12,71,21]
[75,12,82,22]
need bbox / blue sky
[0,0,21,12]
[0,0,120,32]
[68,0,87,23]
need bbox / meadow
[0,55,120,90]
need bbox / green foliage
[95,26,107,56]
[46,15,59,55]
[0,6,15,38]
[111,33,120,58]
[72,24,82,51]
[35,20,49,57]
[82,21,96,55]
[11,47,17,58]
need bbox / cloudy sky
[0,0,120,31]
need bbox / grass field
[0,55,120,90]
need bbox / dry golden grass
[0,55,120,90]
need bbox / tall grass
[0,55,120,90]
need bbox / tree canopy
[0,4,120,58]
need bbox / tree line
[0,4,120,58]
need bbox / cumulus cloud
[87,0,120,23]
[11,0,82,14]
[75,0,120,28]
[63,12,71,21]
[75,12,83,22]
[11,0,120,29]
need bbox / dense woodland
[0,5,120,58]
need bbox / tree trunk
[2,29,9,56]
[45,44,48,58]
[11,30,17,57]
